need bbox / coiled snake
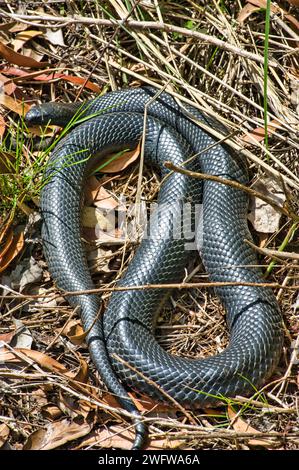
[25,87,283,449]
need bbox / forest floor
[0,0,298,450]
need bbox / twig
[112,353,197,425]
[164,161,297,220]
[0,11,277,67]
[1,280,299,302]
[245,239,299,261]
[76,0,142,99]
[93,59,299,190]
[134,84,170,231]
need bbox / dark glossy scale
[25,87,283,449]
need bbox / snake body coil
[25,87,283,449]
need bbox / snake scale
[25,87,283,449]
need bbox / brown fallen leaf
[0,215,14,244]
[65,327,87,345]
[0,228,13,258]
[245,0,299,33]
[0,40,49,68]
[0,230,24,274]
[228,406,275,447]
[61,319,85,345]
[83,226,124,244]
[87,246,113,274]
[0,346,68,374]
[85,176,119,209]
[65,357,89,384]
[0,423,10,449]
[0,22,28,34]
[0,114,6,138]
[0,330,15,344]
[12,30,43,52]
[101,390,171,415]
[241,120,281,145]
[59,390,96,419]
[23,416,94,450]
[0,93,30,116]
[41,404,63,421]
[0,72,17,95]
[98,144,140,173]
[82,206,115,231]
[1,67,101,93]
[237,3,262,23]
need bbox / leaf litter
[0,0,298,451]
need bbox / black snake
[25,87,283,449]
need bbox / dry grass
[0,0,298,451]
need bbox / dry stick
[112,353,197,426]
[164,161,297,220]
[274,332,299,397]
[1,281,299,303]
[0,11,277,68]
[134,84,170,233]
[94,59,299,191]
[148,429,299,441]
[152,35,298,139]
[45,305,80,351]
[90,31,298,143]
[75,0,142,99]
[245,239,299,261]
[88,32,299,180]
[1,345,144,423]
[233,396,295,413]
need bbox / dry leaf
[237,3,262,23]
[99,145,140,173]
[28,286,57,308]
[0,346,68,373]
[66,358,89,384]
[0,230,24,274]
[93,227,124,244]
[0,72,17,95]
[1,66,101,93]
[41,404,63,421]
[61,319,84,342]
[0,216,13,245]
[0,227,13,257]
[87,246,113,274]
[0,114,6,138]
[0,40,49,68]
[18,256,43,292]
[0,22,28,34]
[228,406,275,447]
[0,423,10,449]
[44,28,65,47]
[246,0,299,32]
[85,176,119,209]
[0,93,30,116]
[24,416,94,450]
[11,318,33,349]
[0,330,15,344]
[241,120,281,145]
[12,30,43,52]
